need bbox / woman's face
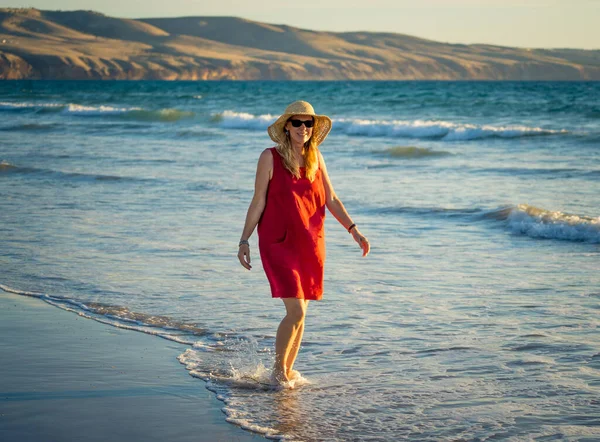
[285,114,314,146]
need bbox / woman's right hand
[238,244,252,270]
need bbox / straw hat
[267,101,332,147]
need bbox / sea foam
[214,110,276,130]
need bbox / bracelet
[238,239,249,247]
[347,223,356,233]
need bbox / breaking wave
[214,110,567,141]
[212,110,276,129]
[374,204,600,243]
[0,101,64,112]
[0,102,194,122]
[335,118,567,140]
[491,204,600,243]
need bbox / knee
[287,307,306,325]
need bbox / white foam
[0,101,64,110]
[508,204,600,243]
[0,283,198,345]
[217,110,275,130]
[225,416,285,440]
[44,298,198,344]
[334,118,565,140]
[0,283,44,297]
[336,118,451,138]
[0,101,143,115]
[222,401,286,440]
[178,342,304,439]
[214,111,566,140]
[64,104,141,115]
[0,101,196,122]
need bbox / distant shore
[1,8,599,81]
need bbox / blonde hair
[277,134,319,182]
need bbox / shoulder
[260,147,274,159]
[257,147,274,168]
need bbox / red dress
[258,147,326,300]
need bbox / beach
[0,290,263,442]
[1,80,599,440]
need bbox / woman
[237,101,370,384]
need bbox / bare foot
[287,369,300,380]
[271,367,289,384]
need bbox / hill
[1,8,599,80]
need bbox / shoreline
[0,290,264,442]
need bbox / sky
[1,0,599,49]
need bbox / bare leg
[273,298,307,382]
[285,300,309,377]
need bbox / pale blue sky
[1,0,598,49]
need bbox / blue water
[1,80,600,441]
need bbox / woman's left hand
[351,228,370,257]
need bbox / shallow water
[1,80,599,440]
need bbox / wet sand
[0,291,263,442]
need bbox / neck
[290,142,305,166]
[291,141,304,152]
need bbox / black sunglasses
[289,119,314,128]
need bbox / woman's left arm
[319,151,370,257]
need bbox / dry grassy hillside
[0,8,598,80]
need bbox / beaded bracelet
[347,223,356,233]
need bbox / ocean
[1,80,599,441]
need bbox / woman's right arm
[237,149,273,270]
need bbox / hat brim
[268,113,332,147]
